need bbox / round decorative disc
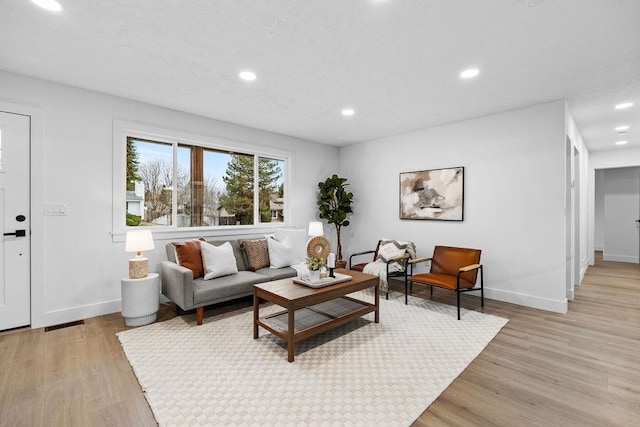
[306,236,331,259]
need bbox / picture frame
[399,166,464,221]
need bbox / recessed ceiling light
[238,71,257,81]
[460,68,479,79]
[341,108,355,117]
[614,102,633,110]
[615,125,630,131]
[615,140,628,146]
[31,0,62,11]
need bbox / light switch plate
[45,203,67,216]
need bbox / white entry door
[0,111,30,330]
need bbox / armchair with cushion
[406,246,483,320]
[349,239,416,299]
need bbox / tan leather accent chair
[407,246,483,319]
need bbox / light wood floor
[1,253,638,426]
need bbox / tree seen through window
[125,137,285,227]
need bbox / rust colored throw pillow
[241,239,270,271]
[172,238,206,279]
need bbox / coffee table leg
[253,291,259,339]
[374,282,380,323]
[287,308,295,362]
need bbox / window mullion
[172,143,178,228]
[191,146,204,226]
[253,156,259,225]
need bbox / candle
[327,253,336,269]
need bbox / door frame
[588,148,640,265]
[0,101,44,328]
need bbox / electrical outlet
[44,203,67,216]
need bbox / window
[120,127,288,231]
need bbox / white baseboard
[35,299,122,329]
[580,259,589,283]
[602,253,640,264]
[484,288,567,314]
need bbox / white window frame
[112,120,291,242]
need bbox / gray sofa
[160,239,297,324]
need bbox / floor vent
[45,320,84,332]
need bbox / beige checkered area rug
[117,290,507,426]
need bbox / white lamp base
[129,257,149,279]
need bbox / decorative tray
[293,273,353,288]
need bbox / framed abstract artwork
[399,166,464,221]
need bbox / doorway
[0,111,31,330]
[595,167,640,264]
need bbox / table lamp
[125,230,155,279]
[308,221,324,237]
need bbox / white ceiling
[1,0,639,151]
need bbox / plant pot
[309,270,321,282]
[335,260,347,269]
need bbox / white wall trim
[484,288,568,314]
[602,253,639,263]
[42,299,122,327]
[580,258,589,284]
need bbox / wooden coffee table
[253,269,379,362]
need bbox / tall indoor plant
[317,174,353,267]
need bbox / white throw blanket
[363,239,417,291]
[363,260,403,292]
[290,262,311,279]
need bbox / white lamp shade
[125,230,155,253]
[308,221,324,237]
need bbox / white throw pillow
[378,242,405,262]
[200,241,239,280]
[274,228,308,263]
[267,237,298,268]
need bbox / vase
[309,270,321,282]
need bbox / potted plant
[317,174,354,268]
[306,256,325,282]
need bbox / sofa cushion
[267,237,298,268]
[172,238,206,278]
[192,271,267,305]
[254,266,298,281]
[274,228,308,263]
[201,241,238,280]
[240,239,270,271]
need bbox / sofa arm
[160,260,195,310]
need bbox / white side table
[121,273,160,326]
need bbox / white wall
[339,100,569,313]
[602,167,640,263]
[0,70,339,328]
[588,147,640,264]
